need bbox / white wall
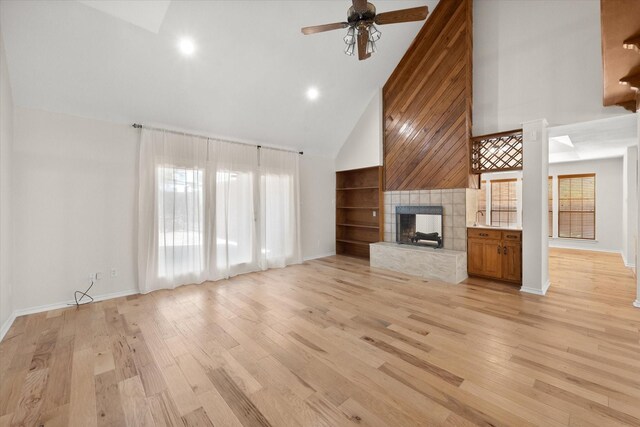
[548,157,623,253]
[0,30,14,332]
[13,108,139,310]
[335,91,382,171]
[299,155,335,260]
[622,146,637,267]
[473,0,628,136]
[11,108,337,312]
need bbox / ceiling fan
[301,1,429,61]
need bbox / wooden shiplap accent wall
[383,0,474,190]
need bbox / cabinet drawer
[467,228,501,240]
[502,231,522,242]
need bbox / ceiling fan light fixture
[345,42,356,56]
[369,24,381,42]
[343,26,356,45]
[366,39,377,55]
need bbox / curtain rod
[132,123,303,155]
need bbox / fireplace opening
[396,205,443,248]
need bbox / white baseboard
[622,255,636,268]
[13,289,139,317]
[520,279,550,296]
[549,243,621,255]
[303,252,336,261]
[0,312,17,343]
[552,245,632,269]
[0,288,139,342]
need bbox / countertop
[467,225,522,231]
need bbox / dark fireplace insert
[396,205,443,248]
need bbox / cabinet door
[467,239,485,275]
[483,240,503,278]
[468,238,502,278]
[502,241,522,282]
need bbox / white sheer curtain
[259,148,301,269]
[212,140,260,280]
[138,130,211,292]
[138,129,300,293]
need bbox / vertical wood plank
[68,348,97,427]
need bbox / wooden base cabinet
[467,228,522,284]
[502,239,523,282]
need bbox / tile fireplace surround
[383,189,478,252]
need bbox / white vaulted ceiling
[0,0,435,155]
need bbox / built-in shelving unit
[336,166,384,258]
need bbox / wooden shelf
[336,239,375,246]
[335,166,384,259]
[337,223,379,229]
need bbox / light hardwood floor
[1,248,639,426]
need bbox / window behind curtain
[157,166,204,278]
[216,170,255,267]
[139,129,301,293]
[491,179,517,227]
[558,174,595,239]
[262,173,294,259]
[477,180,487,223]
[548,177,553,237]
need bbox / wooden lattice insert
[471,129,523,174]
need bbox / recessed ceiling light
[178,37,195,56]
[306,87,320,101]
[549,135,574,147]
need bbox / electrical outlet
[372,211,377,217]
[96,272,103,280]
[110,268,117,277]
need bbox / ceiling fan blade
[374,6,429,25]
[357,27,371,60]
[352,0,368,14]
[301,22,349,35]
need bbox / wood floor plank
[148,390,185,427]
[207,367,273,427]
[68,348,97,427]
[534,380,640,426]
[361,335,463,386]
[9,367,48,427]
[181,407,214,427]
[35,403,70,427]
[197,388,242,427]
[160,363,201,416]
[118,375,155,427]
[95,370,125,427]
